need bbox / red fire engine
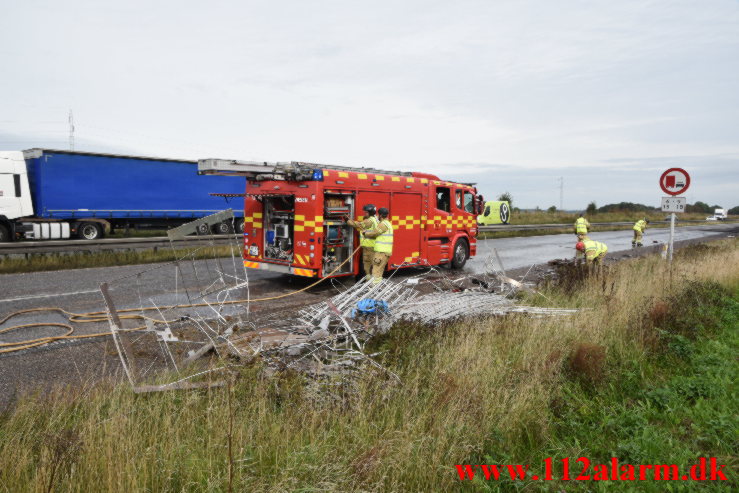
[199,159,482,279]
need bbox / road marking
[0,289,99,304]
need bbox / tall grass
[0,239,736,491]
[510,210,710,225]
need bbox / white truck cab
[0,151,74,241]
[0,151,34,221]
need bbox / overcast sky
[1,0,737,209]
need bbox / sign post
[659,168,690,262]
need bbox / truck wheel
[212,222,233,235]
[451,239,469,269]
[234,219,245,234]
[78,222,102,240]
[0,224,10,242]
[195,223,210,235]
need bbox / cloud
[442,153,739,209]
[0,0,737,207]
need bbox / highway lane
[468,222,737,273]
[0,255,284,346]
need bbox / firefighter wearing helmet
[345,204,379,280]
[576,239,608,265]
[632,217,649,247]
[362,207,393,284]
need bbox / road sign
[659,168,691,264]
[661,196,686,213]
[660,168,690,196]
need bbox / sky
[1,0,738,209]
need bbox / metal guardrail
[0,234,241,257]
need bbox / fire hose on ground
[0,246,363,354]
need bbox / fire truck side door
[356,192,389,218]
[426,185,453,264]
[389,192,422,267]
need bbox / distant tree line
[685,201,723,213]
[577,201,737,215]
[493,194,736,215]
[596,202,657,213]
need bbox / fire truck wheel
[212,221,233,235]
[451,239,469,269]
[78,222,103,240]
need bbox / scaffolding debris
[93,218,578,394]
[100,211,248,392]
[389,291,577,325]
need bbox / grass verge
[0,239,736,491]
[509,211,712,225]
[0,245,241,275]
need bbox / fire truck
[198,159,482,279]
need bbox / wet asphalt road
[0,222,735,406]
[468,222,738,273]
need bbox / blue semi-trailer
[0,149,245,241]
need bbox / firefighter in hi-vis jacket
[574,213,590,241]
[345,204,379,280]
[363,207,393,284]
[632,218,649,247]
[576,239,608,265]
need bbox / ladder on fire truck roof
[198,158,414,178]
